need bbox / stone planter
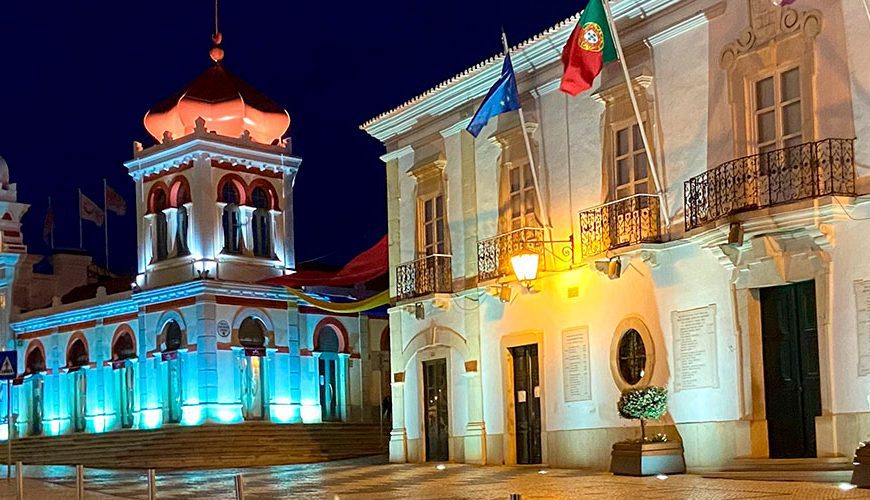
[852,443,870,487]
[610,441,686,476]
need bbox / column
[463,295,486,464]
[338,352,351,422]
[388,308,408,462]
[162,207,179,257]
[143,214,156,268]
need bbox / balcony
[578,194,663,258]
[684,138,856,231]
[477,227,546,282]
[395,254,452,302]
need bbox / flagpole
[601,0,671,228]
[103,179,109,272]
[503,33,551,228]
[78,188,83,250]
[48,196,54,249]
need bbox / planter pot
[610,441,686,476]
[852,444,870,487]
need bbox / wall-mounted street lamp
[508,234,574,289]
[510,251,540,288]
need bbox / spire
[209,0,224,63]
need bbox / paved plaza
[0,456,868,499]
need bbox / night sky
[0,1,579,275]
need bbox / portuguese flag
[560,0,618,96]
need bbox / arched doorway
[67,337,89,433]
[315,324,344,422]
[161,320,184,424]
[23,345,46,436]
[239,317,267,420]
[112,330,136,429]
[378,327,392,426]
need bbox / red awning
[261,236,387,288]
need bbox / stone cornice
[439,118,472,138]
[379,145,415,164]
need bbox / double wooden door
[423,359,449,462]
[760,281,822,458]
[510,344,542,465]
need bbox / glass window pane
[435,196,444,218]
[510,195,521,217]
[524,164,535,188]
[756,77,774,110]
[424,199,433,221]
[784,136,802,148]
[424,225,433,246]
[782,101,802,137]
[781,68,800,102]
[616,128,629,156]
[632,124,644,152]
[510,167,520,192]
[617,187,631,199]
[757,111,776,143]
[634,153,648,180]
[436,221,444,245]
[524,192,535,214]
[634,180,649,194]
[617,159,631,185]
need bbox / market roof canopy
[261,236,388,288]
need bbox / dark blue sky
[0,1,578,273]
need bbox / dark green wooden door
[511,344,542,465]
[423,359,449,462]
[760,281,821,458]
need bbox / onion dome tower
[144,34,290,145]
[126,28,300,290]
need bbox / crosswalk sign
[0,352,17,380]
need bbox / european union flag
[466,54,520,138]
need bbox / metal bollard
[148,469,156,500]
[75,465,84,500]
[234,474,245,500]
[509,494,521,500]
[15,462,22,500]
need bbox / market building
[0,38,391,442]
[362,0,870,470]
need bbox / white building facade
[363,0,870,469]
[0,53,390,439]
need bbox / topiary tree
[617,386,668,442]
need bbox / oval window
[617,329,646,385]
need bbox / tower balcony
[395,254,452,302]
[578,194,663,259]
[684,138,856,232]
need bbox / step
[700,469,853,483]
[723,456,853,472]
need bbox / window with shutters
[753,67,803,153]
[508,161,538,230]
[612,121,650,200]
[419,193,446,256]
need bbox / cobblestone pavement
[7,455,870,499]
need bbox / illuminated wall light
[216,407,241,424]
[300,403,320,424]
[49,419,62,436]
[270,404,296,423]
[838,483,857,491]
[141,409,163,430]
[181,405,205,426]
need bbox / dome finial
[209,0,224,62]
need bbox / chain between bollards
[234,474,245,499]
[75,465,84,500]
[148,469,156,500]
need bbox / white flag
[80,192,105,227]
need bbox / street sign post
[0,351,17,481]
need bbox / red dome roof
[144,63,290,145]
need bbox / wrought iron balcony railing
[477,227,545,282]
[579,194,663,258]
[684,138,856,231]
[395,254,452,302]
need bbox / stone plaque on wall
[562,327,591,403]
[854,280,870,376]
[672,305,718,392]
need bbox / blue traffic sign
[0,352,17,380]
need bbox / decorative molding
[530,79,562,99]
[720,2,822,69]
[439,118,472,138]
[379,145,415,164]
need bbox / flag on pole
[560,0,618,96]
[43,205,54,246]
[80,192,105,227]
[466,53,521,138]
[105,184,127,216]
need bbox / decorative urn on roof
[143,34,290,145]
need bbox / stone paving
[2,456,870,499]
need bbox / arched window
[221,182,242,254]
[317,327,340,353]
[163,320,183,352]
[68,339,89,368]
[153,189,169,261]
[25,347,45,374]
[239,317,266,348]
[251,187,272,258]
[175,184,191,257]
[112,333,136,361]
